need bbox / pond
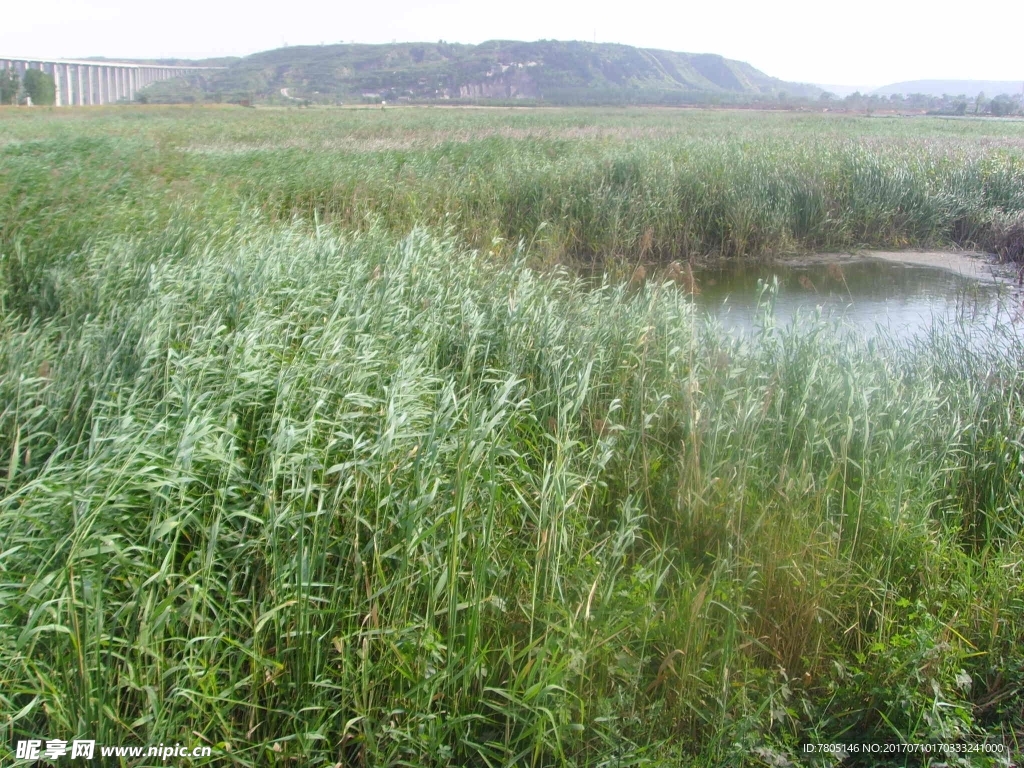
[686,254,1023,340]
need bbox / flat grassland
[2,106,1024,766]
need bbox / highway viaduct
[0,57,222,105]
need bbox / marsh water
[687,257,1020,339]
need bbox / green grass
[2,106,1024,277]
[2,106,1024,766]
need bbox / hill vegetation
[149,39,822,105]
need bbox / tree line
[817,89,1023,116]
[0,68,56,106]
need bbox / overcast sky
[2,0,1021,87]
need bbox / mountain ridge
[190,39,822,104]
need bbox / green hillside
[186,39,821,104]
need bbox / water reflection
[687,258,1021,338]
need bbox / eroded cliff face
[455,64,539,99]
[212,40,825,104]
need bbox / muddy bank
[765,250,1016,284]
[860,250,1015,283]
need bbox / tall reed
[2,212,1023,764]
[3,108,1024,289]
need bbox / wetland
[2,105,1024,766]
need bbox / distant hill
[872,80,1024,98]
[191,40,821,104]
[814,83,879,98]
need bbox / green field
[2,106,1024,766]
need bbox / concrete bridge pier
[53,63,62,106]
[0,56,218,106]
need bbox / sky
[2,0,1021,88]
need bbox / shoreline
[767,249,1017,284]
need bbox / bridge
[0,57,223,106]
